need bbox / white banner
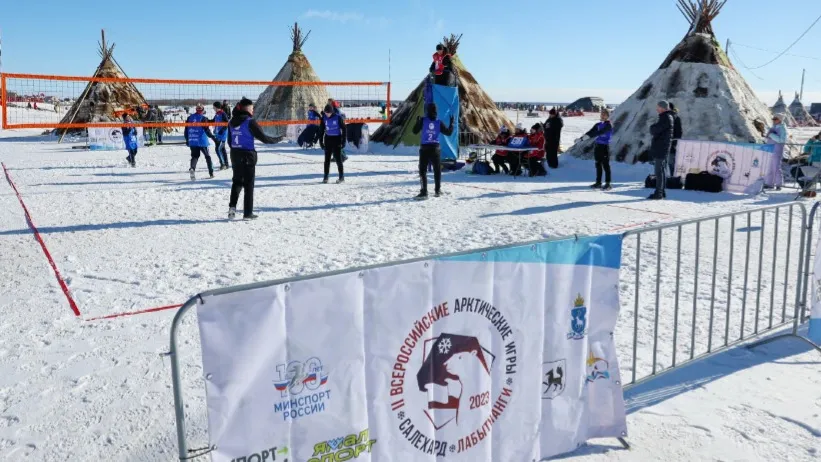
[197,235,626,462]
[675,140,774,194]
[810,234,821,343]
[88,127,144,151]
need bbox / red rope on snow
[2,162,81,316]
[84,303,183,322]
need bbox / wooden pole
[800,68,806,102]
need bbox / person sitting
[491,126,512,174]
[506,123,530,176]
[307,103,321,121]
[526,123,547,177]
[429,44,454,86]
[791,132,821,188]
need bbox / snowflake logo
[397,411,405,420]
[506,377,513,386]
[449,444,456,453]
[438,338,452,355]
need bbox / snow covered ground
[0,112,819,461]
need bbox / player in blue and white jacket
[212,102,231,170]
[184,104,218,180]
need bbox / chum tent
[57,30,148,139]
[371,34,512,154]
[254,23,331,139]
[772,91,798,126]
[788,92,819,126]
[567,0,773,164]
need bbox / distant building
[566,97,605,112]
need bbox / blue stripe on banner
[437,235,622,269]
[809,318,821,343]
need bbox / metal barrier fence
[166,202,821,459]
[619,202,810,388]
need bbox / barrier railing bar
[769,208,780,329]
[755,210,766,335]
[725,215,735,347]
[169,296,199,461]
[782,208,794,324]
[708,219,720,352]
[652,228,662,375]
[632,233,641,385]
[691,222,700,360]
[799,202,817,322]
[672,226,682,368]
[741,212,751,341]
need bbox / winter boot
[415,190,428,200]
[434,190,442,198]
[189,168,196,181]
[602,183,612,191]
[228,207,236,219]
[647,192,664,200]
[243,213,259,220]
[590,182,602,189]
[336,178,345,184]
[322,177,329,184]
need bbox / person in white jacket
[764,114,788,190]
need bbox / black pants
[323,136,344,180]
[156,128,163,144]
[419,144,442,193]
[508,154,522,176]
[528,157,547,176]
[127,148,137,162]
[229,150,257,215]
[491,154,509,174]
[654,158,667,196]
[190,147,214,175]
[215,140,230,167]
[546,141,560,169]
[594,143,611,184]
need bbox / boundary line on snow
[84,303,184,322]
[2,162,81,317]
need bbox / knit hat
[549,108,557,116]
[238,97,253,108]
[324,104,334,114]
[516,122,524,130]
[500,125,509,132]
[657,100,670,110]
[213,101,222,109]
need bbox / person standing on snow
[185,104,218,180]
[212,102,231,170]
[121,114,139,167]
[764,114,788,190]
[669,102,683,177]
[430,44,454,86]
[648,101,675,200]
[319,104,346,184]
[578,109,614,190]
[155,105,165,145]
[411,102,454,199]
[543,109,563,169]
[227,97,281,220]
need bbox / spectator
[543,109,563,168]
[579,109,614,190]
[491,126,512,174]
[526,123,547,176]
[429,44,454,86]
[307,104,321,121]
[506,123,530,177]
[155,105,165,144]
[648,101,675,200]
[222,100,232,121]
[764,115,788,190]
[669,102,683,176]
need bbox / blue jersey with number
[324,113,342,136]
[421,117,440,145]
[123,126,139,150]
[595,122,612,145]
[229,119,255,150]
[213,111,229,141]
[508,136,529,148]
[185,113,209,147]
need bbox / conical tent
[788,92,819,126]
[58,30,148,134]
[567,0,772,164]
[254,23,331,139]
[371,34,513,148]
[772,91,797,126]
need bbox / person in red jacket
[526,123,547,177]
[491,126,512,174]
[429,44,454,86]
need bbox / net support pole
[386,82,392,121]
[1,74,7,130]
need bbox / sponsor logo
[542,359,566,399]
[585,351,611,383]
[272,357,330,421]
[389,298,517,457]
[109,129,123,144]
[229,445,287,462]
[309,429,375,462]
[707,150,735,180]
[567,294,588,340]
[752,158,760,168]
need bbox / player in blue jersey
[227,97,281,220]
[121,114,139,167]
[411,103,454,199]
[184,104,218,180]
[319,104,347,184]
[212,102,231,170]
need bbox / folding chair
[794,150,821,199]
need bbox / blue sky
[2,0,821,103]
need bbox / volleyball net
[0,73,392,130]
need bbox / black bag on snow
[667,176,683,190]
[685,172,723,192]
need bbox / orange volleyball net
[0,73,392,130]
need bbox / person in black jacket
[543,109,563,169]
[411,103,454,199]
[319,104,346,184]
[649,101,675,200]
[669,102,683,177]
[227,97,282,220]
